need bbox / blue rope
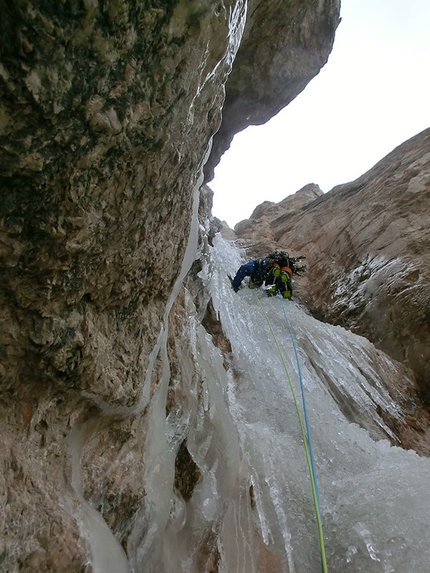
[253,291,328,571]
[279,295,322,517]
[254,291,328,571]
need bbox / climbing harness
[252,290,328,573]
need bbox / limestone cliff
[233,128,430,413]
[0,1,340,570]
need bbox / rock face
[204,0,341,180]
[232,182,323,256]
[0,1,340,570]
[234,129,430,404]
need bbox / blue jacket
[232,259,267,290]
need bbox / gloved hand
[228,276,239,292]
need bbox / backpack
[268,251,306,275]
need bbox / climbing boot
[283,290,292,299]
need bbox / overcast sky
[210,0,430,228]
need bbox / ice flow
[119,233,430,573]
[193,235,430,573]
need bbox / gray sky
[211,0,430,228]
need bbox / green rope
[253,291,328,573]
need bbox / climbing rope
[279,295,321,509]
[252,290,328,573]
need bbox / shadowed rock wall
[0,1,245,569]
[0,0,340,570]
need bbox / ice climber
[230,250,306,299]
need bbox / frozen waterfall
[194,235,430,572]
[129,233,430,573]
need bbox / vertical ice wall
[199,235,430,573]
